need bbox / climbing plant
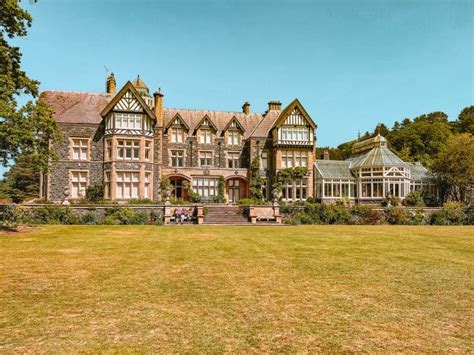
[271,167,308,201]
[159,176,174,201]
[218,176,225,203]
[249,157,266,200]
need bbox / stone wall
[48,123,104,202]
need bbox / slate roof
[39,91,113,124]
[348,146,407,169]
[249,110,281,137]
[163,108,264,139]
[314,160,354,179]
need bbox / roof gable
[222,116,245,133]
[273,99,316,130]
[165,113,190,131]
[194,114,218,132]
[100,81,156,119]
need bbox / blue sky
[11,0,474,151]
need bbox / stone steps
[203,206,250,225]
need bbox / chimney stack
[106,73,116,95]
[268,101,281,111]
[153,88,164,127]
[242,102,250,115]
[323,149,330,160]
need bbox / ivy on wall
[271,167,308,201]
[249,157,266,200]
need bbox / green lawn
[1,225,473,353]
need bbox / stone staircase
[202,205,251,225]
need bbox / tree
[456,106,474,134]
[2,154,40,203]
[432,133,474,204]
[0,0,60,173]
[386,111,452,167]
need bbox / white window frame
[70,170,89,198]
[70,138,90,161]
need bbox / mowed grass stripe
[0,225,473,353]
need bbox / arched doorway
[169,175,190,201]
[226,177,248,203]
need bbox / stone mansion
[39,74,429,204]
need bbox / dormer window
[171,127,184,143]
[227,131,240,145]
[200,129,212,144]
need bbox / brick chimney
[106,73,116,95]
[323,149,330,160]
[242,102,250,115]
[153,88,164,127]
[268,101,281,111]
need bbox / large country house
[39,74,429,204]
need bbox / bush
[406,208,428,225]
[85,183,104,203]
[365,209,385,225]
[422,190,440,207]
[385,206,408,225]
[150,209,163,225]
[0,205,32,229]
[127,198,155,205]
[101,215,120,225]
[431,202,466,225]
[80,210,98,225]
[404,191,424,207]
[284,211,314,225]
[130,211,148,225]
[238,198,265,206]
[32,206,78,225]
[323,205,351,224]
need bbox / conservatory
[314,134,431,204]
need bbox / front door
[228,179,240,203]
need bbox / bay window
[116,171,139,199]
[117,139,140,160]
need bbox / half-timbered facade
[39,74,317,203]
[39,74,428,205]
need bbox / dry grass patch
[0,225,473,352]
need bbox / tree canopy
[0,0,60,173]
